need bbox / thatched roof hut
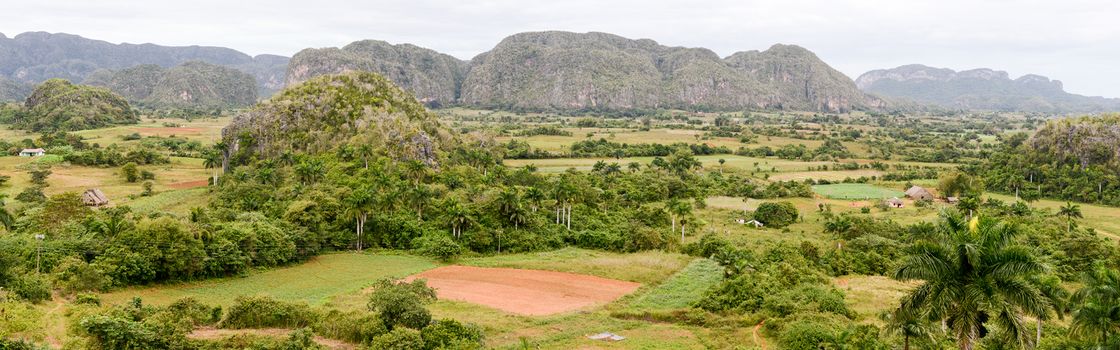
[905,186,935,201]
[81,189,109,207]
[886,197,904,208]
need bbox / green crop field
[812,183,906,200]
[100,252,436,307]
[625,258,723,311]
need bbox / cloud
[2,0,1117,97]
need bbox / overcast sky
[3,0,1119,97]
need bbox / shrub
[10,273,51,303]
[367,279,436,330]
[421,319,484,349]
[412,234,462,262]
[122,162,139,182]
[222,296,317,329]
[778,318,838,350]
[74,293,102,306]
[314,310,388,344]
[54,256,110,293]
[754,202,799,228]
[369,328,425,350]
[15,186,46,203]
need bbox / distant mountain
[0,31,287,101]
[286,31,881,113]
[856,64,1120,113]
[84,61,257,109]
[287,40,467,106]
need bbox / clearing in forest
[405,265,642,316]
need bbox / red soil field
[405,265,641,316]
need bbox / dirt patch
[168,179,209,189]
[189,327,355,350]
[405,265,641,316]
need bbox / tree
[892,211,1049,350]
[121,162,139,182]
[880,307,937,350]
[754,202,799,228]
[345,186,376,250]
[1057,202,1083,233]
[957,196,980,219]
[718,158,726,174]
[1071,266,1120,347]
[667,199,693,242]
[367,279,437,330]
[1028,274,1068,346]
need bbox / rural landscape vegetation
[1,15,1120,350]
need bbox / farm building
[19,148,45,157]
[746,219,765,228]
[81,189,110,207]
[905,186,935,201]
[886,198,904,208]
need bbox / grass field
[812,183,905,200]
[101,252,435,307]
[0,155,213,214]
[461,247,693,284]
[624,258,723,311]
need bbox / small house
[947,197,960,204]
[886,197,904,208]
[735,218,746,224]
[19,148,45,157]
[81,189,109,207]
[905,186,935,201]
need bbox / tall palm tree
[1057,202,1083,233]
[1071,266,1120,348]
[668,199,693,242]
[893,210,1049,350]
[345,186,376,251]
[445,198,472,239]
[1028,274,1068,347]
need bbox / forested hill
[856,64,1120,113]
[287,31,884,113]
[0,31,287,100]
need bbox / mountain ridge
[856,64,1119,113]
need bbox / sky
[3,0,1119,97]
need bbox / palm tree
[1057,202,1083,233]
[496,187,526,229]
[1071,266,1120,348]
[445,198,472,239]
[345,186,376,251]
[893,210,1049,350]
[957,196,980,219]
[880,307,937,350]
[667,199,693,242]
[1028,274,1068,347]
[718,158,726,174]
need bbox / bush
[314,310,388,344]
[74,293,102,306]
[367,279,436,330]
[369,328,425,350]
[15,186,46,203]
[122,162,139,182]
[778,318,838,350]
[222,296,318,329]
[421,319,484,349]
[754,202,799,228]
[54,256,110,293]
[412,234,462,262]
[10,273,51,303]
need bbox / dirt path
[168,179,209,189]
[189,327,355,350]
[405,265,641,316]
[753,319,767,350]
[43,293,67,348]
